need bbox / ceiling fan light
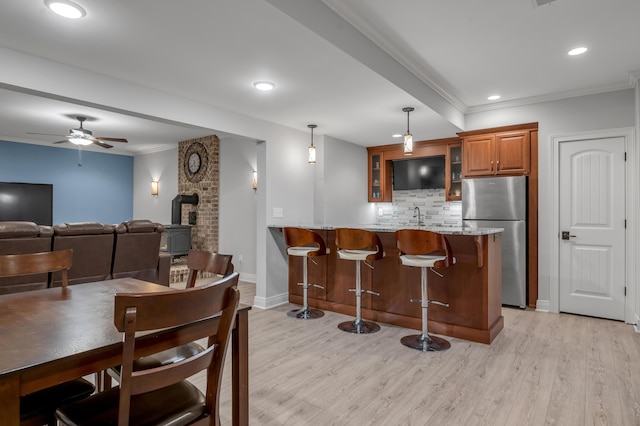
[69,137,92,146]
[45,0,86,19]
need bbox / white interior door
[559,136,626,320]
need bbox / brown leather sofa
[112,220,170,286]
[51,222,116,287]
[0,220,171,294]
[0,221,54,294]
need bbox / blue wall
[0,141,133,224]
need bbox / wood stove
[160,225,192,258]
[161,193,199,258]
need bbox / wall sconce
[402,107,414,155]
[307,124,317,164]
[151,181,159,196]
[252,170,258,190]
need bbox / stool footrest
[410,298,449,307]
[296,282,324,289]
[348,288,379,296]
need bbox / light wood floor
[186,280,640,425]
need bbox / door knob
[561,231,576,240]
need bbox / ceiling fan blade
[52,140,69,144]
[27,132,68,137]
[95,137,128,143]
[92,140,113,149]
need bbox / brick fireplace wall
[178,135,219,253]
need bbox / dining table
[0,278,250,425]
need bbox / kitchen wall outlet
[273,207,283,218]
[239,254,244,263]
[378,208,383,216]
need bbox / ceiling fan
[28,116,128,149]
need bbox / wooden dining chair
[0,249,95,426]
[55,272,241,426]
[102,250,235,391]
[185,249,234,288]
[0,249,73,289]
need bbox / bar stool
[396,229,455,351]
[335,228,384,334]
[283,227,327,319]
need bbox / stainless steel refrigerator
[462,176,527,308]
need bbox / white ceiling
[0,0,638,155]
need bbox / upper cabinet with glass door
[447,143,462,201]
[368,148,392,202]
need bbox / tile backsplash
[375,189,462,227]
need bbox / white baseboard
[535,299,551,312]
[253,292,289,310]
[239,272,256,283]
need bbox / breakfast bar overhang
[272,226,504,344]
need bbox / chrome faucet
[413,206,424,226]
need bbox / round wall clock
[188,152,201,173]
[184,142,208,183]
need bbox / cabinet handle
[491,160,494,171]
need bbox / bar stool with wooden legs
[335,228,384,334]
[283,227,327,319]
[396,229,455,351]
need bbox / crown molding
[322,0,639,116]
[466,82,634,114]
[321,0,467,114]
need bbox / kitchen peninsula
[271,225,503,344]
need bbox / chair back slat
[129,345,215,395]
[114,272,240,425]
[186,250,234,288]
[0,249,73,288]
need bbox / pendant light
[308,124,317,164]
[402,107,414,155]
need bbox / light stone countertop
[268,224,503,236]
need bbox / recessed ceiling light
[568,47,588,56]
[253,81,276,91]
[45,0,86,19]
[487,95,501,101]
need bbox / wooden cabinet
[367,148,392,202]
[367,139,455,203]
[446,143,462,200]
[461,128,531,177]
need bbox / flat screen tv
[0,182,53,225]
[392,156,446,190]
